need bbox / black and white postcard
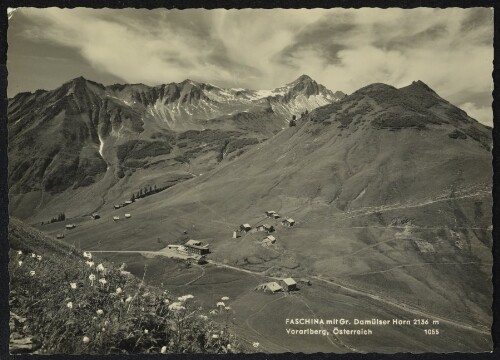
[5,6,494,354]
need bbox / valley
[8,76,493,353]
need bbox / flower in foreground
[168,302,185,311]
[17,250,22,255]
[252,342,260,348]
[89,274,96,286]
[18,261,22,267]
[178,294,194,302]
[221,296,230,301]
[125,296,133,303]
[144,329,149,334]
[29,271,35,276]
[86,261,94,267]
[212,334,219,339]
[225,306,231,311]
[70,282,77,289]
[82,336,90,344]
[163,299,170,305]
[36,255,42,261]
[96,263,105,272]
[83,251,92,259]
[98,278,107,285]
[96,309,104,315]
[67,302,73,309]
[31,253,36,258]
[160,346,167,354]
[116,287,122,294]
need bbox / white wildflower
[36,255,42,261]
[125,296,133,302]
[83,251,92,259]
[96,263,105,272]
[209,310,217,315]
[18,261,22,267]
[17,250,22,255]
[98,278,107,285]
[70,282,77,289]
[144,329,149,334]
[86,261,94,267]
[96,309,104,315]
[89,274,96,286]
[178,294,194,302]
[82,336,90,344]
[212,334,219,339]
[160,346,167,353]
[168,302,185,311]
[227,344,232,350]
[163,299,170,305]
[31,253,36,258]
[252,342,260,348]
[67,302,73,309]
[225,306,231,311]
[216,301,225,307]
[221,296,230,301]
[29,271,35,276]
[115,287,122,294]
[198,315,208,321]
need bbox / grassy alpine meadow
[8,218,242,354]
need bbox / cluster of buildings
[236,210,297,246]
[256,278,298,293]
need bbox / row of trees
[40,212,66,226]
[130,184,169,201]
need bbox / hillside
[8,75,344,221]
[55,79,492,339]
[8,217,243,354]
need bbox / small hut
[113,216,120,221]
[265,211,276,217]
[239,224,252,232]
[125,213,131,219]
[282,278,297,291]
[91,213,100,220]
[65,224,76,229]
[281,218,295,227]
[114,204,121,209]
[256,282,283,293]
[56,234,65,239]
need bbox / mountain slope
[58,80,492,333]
[8,75,343,220]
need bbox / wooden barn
[65,224,76,229]
[240,224,252,232]
[256,224,274,233]
[256,282,283,293]
[91,213,100,220]
[282,278,297,291]
[56,234,65,239]
[282,218,295,227]
[265,211,276,217]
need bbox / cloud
[459,102,493,127]
[8,7,493,125]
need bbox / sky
[7,7,494,126]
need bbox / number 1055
[424,329,440,335]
